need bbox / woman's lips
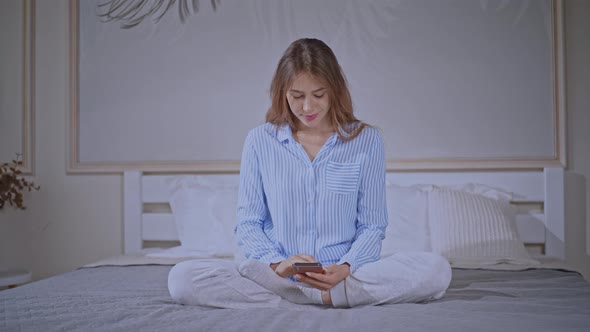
[304,114,318,121]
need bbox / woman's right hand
[271,254,318,278]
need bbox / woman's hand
[295,263,350,291]
[271,254,318,278]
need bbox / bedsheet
[1,265,589,332]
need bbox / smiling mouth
[304,114,318,121]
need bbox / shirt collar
[274,123,342,145]
[275,124,292,143]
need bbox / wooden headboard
[123,168,565,259]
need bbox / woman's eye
[313,94,325,98]
[292,95,304,99]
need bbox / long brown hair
[265,38,366,141]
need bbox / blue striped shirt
[234,123,387,272]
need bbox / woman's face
[286,72,331,131]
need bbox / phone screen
[292,263,324,274]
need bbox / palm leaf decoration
[97,0,221,29]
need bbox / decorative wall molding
[0,0,35,174]
[22,0,35,174]
[68,0,566,174]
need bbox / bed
[2,168,590,332]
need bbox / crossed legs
[168,252,451,308]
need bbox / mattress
[1,264,589,332]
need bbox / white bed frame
[123,167,566,259]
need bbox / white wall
[30,0,123,280]
[565,0,590,280]
[1,0,123,281]
[0,0,588,282]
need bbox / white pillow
[444,183,515,201]
[415,183,515,201]
[381,184,430,257]
[427,187,538,266]
[168,175,239,257]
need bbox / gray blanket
[1,266,589,332]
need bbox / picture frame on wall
[68,0,565,173]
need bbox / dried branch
[0,154,39,210]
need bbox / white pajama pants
[168,252,452,308]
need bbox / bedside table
[0,269,32,288]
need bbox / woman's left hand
[295,263,350,291]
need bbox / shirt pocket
[325,162,361,194]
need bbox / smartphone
[292,262,324,274]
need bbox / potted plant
[0,154,39,210]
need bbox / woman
[169,38,451,308]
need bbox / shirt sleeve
[337,129,388,273]
[234,132,287,265]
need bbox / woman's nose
[303,98,311,112]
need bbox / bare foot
[321,290,332,305]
